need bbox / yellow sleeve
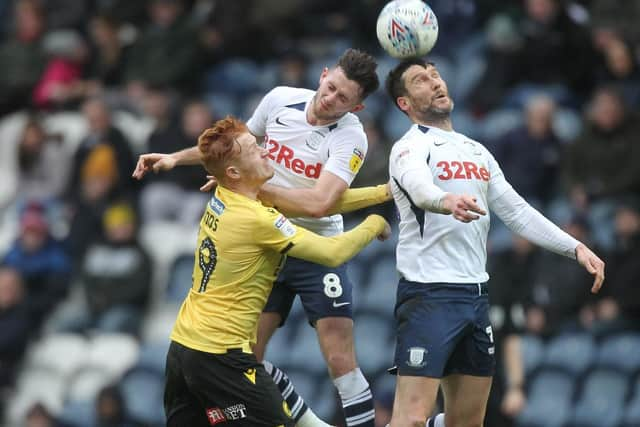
[286,215,387,267]
[253,207,307,254]
[327,184,391,215]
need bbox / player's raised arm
[285,214,391,267]
[258,170,350,218]
[131,146,202,179]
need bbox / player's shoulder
[265,86,314,105]
[391,125,433,153]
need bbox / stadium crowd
[0,0,639,426]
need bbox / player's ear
[351,103,365,113]
[226,165,240,180]
[318,67,329,85]
[397,96,411,113]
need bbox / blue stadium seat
[204,59,261,95]
[477,108,523,142]
[597,333,640,374]
[521,334,545,377]
[543,333,595,376]
[120,366,165,426]
[353,311,394,373]
[136,340,170,373]
[569,369,627,427]
[622,389,640,427]
[382,106,413,141]
[59,399,95,427]
[359,253,398,312]
[287,321,326,368]
[166,253,194,303]
[516,369,574,427]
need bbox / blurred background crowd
[0,0,639,426]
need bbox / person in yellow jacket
[159,116,390,427]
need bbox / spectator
[12,118,70,207]
[591,32,640,106]
[86,14,129,90]
[124,0,203,95]
[0,266,30,391]
[95,385,141,427]
[564,86,640,205]
[140,99,212,225]
[493,95,562,206]
[3,203,71,327]
[512,0,596,94]
[67,143,131,263]
[527,215,597,336]
[24,402,70,427]
[33,30,89,110]
[593,197,640,334]
[63,203,151,335]
[66,97,136,205]
[0,0,47,116]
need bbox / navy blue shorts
[393,280,495,378]
[263,257,353,326]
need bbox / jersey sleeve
[323,125,368,185]
[389,138,430,184]
[247,87,282,137]
[485,149,514,203]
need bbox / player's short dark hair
[336,48,379,100]
[385,58,434,111]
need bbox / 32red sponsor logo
[436,160,490,181]
[267,139,322,178]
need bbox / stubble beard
[414,97,455,128]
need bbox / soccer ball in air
[376,0,439,59]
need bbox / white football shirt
[247,86,368,236]
[390,124,513,284]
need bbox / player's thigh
[253,312,282,362]
[182,347,294,427]
[315,316,356,376]
[441,374,492,427]
[390,375,440,427]
[288,258,354,325]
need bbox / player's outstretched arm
[258,170,349,218]
[287,215,391,267]
[575,243,605,294]
[325,183,392,215]
[131,146,201,180]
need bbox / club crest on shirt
[274,214,296,237]
[463,140,483,155]
[349,148,364,173]
[305,130,325,151]
[406,346,427,368]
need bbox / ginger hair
[197,115,248,178]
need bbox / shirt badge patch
[305,130,325,151]
[274,214,296,237]
[209,195,225,215]
[349,148,364,173]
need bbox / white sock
[296,409,333,427]
[333,368,374,427]
[426,413,445,427]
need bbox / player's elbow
[305,200,334,218]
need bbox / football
[376,0,439,59]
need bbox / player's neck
[223,181,260,201]
[413,114,453,132]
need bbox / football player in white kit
[133,49,388,427]
[383,58,605,427]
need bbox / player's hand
[377,219,392,241]
[442,193,486,223]
[200,175,218,192]
[501,387,526,417]
[132,153,177,179]
[575,243,605,293]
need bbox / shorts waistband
[399,279,489,296]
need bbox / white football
[376,0,439,59]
